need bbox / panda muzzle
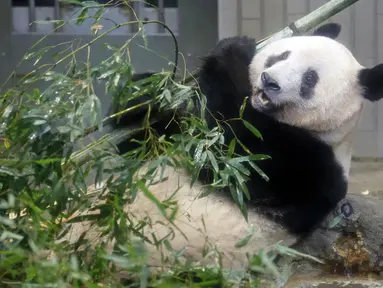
[261,72,281,92]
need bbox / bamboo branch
[256,0,360,51]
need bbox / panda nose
[261,72,281,92]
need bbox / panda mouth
[257,91,270,105]
[252,87,287,114]
[253,88,271,106]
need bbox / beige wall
[218,0,383,158]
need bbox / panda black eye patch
[300,68,319,99]
[264,50,291,68]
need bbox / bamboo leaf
[235,225,254,248]
[207,150,219,173]
[35,20,64,25]
[242,120,263,140]
[76,7,89,26]
[228,138,236,158]
[59,0,86,6]
[239,96,248,118]
[137,180,167,219]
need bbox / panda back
[62,165,293,271]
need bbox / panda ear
[311,23,341,39]
[358,64,383,101]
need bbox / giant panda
[63,23,383,272]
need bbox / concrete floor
[348,159,383,199]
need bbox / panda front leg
[280,183,348,237]
[259,180,348,237]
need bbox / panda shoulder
[199,36,256,74]
[197,37,256,106]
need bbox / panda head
[249,23,383,138]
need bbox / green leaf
[242,119,263,140]
[66,213,102,223]
[76,7,89,26]
[34,158,62,165]
[193,141,205,164]
[104,43,120,51]
[82,0,99,6]
[0,231,24,242]
[207,150,219,173]
[248,161,269,182]
[228,158,250,176]
[94,6,104,21]
[95,160,104,188]
[239,96,248,118]
[275,242,324,263]
[35,20,64,25]
[56,126,72,134]
[235,225,254,248]
[33,119,47,125]
[248,154,271,161]
[0,158,61,166]
[98,68,118,80]
[229,183,243,210]
[259,250,282,278]
[198,151,208,168]
[327,214,344,229]
[137,180,167,219]
[228,138,236,158]
[0,216,16,227]
[113,73,121,87]
[163,89,172,103]
[59,0,86,6]
[231,154,271,163]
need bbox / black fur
[110,24,348,236]
[265,50,291,68]
[299,68,319,99]
[110,72,180,155]
[311,23,341,39]
[358,63,383,102]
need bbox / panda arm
[109,72,158,126]
[197,36,257,124]
[280,174,348,235]
[109,36,258,155]
[252,126,349,236]
[108,72,182,154]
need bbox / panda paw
[281,202,337,236]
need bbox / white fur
[62,165,295,271]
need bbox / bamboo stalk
[256,0,360,51]
[178,0,360,86]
